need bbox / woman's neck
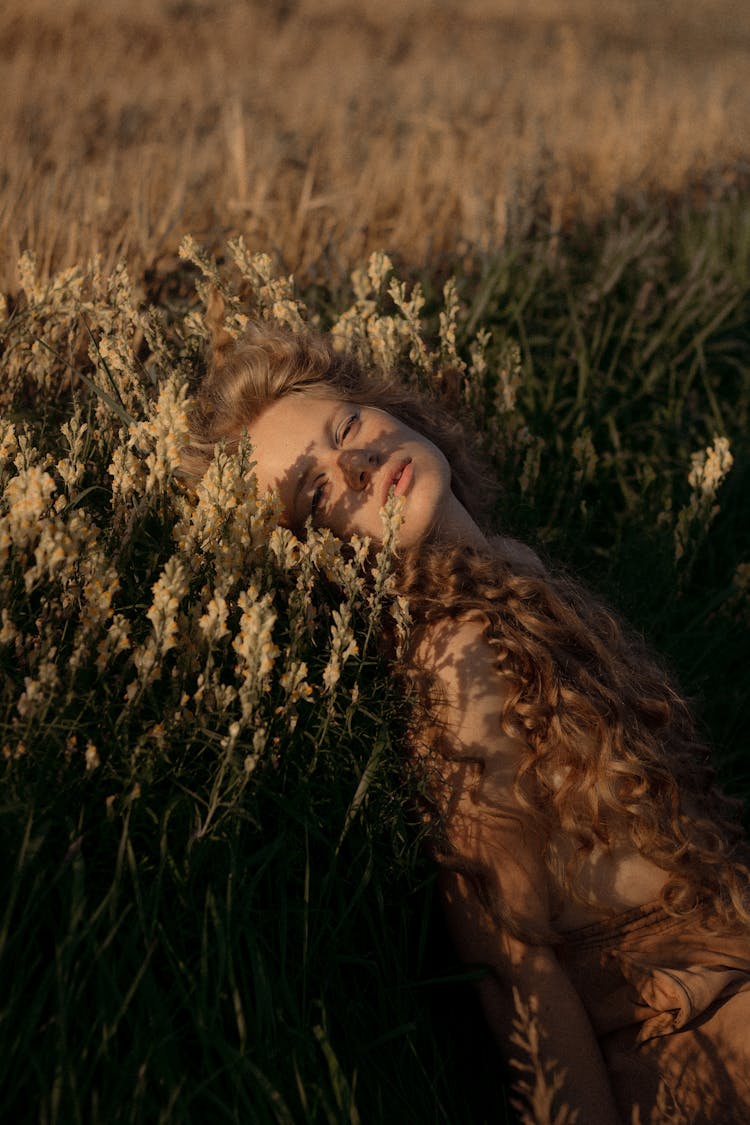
[429,494,489,550]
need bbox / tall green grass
[1,182,748,1122]
[449,189,750,778]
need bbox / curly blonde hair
[184,302,750,937]
[397,543,750,937]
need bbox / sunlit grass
[1,0,749,291]
[1,178,748,1119]
[1,5,749,1111]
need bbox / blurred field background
[2,0,749,291]
[2,2,750,1122]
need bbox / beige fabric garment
[555,902,750,1125]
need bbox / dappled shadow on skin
[406,625,750,1125]
[266,417,413,541]
[606,1005,750,1124]
[409,617,547,904]
[268,434,363,537]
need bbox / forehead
[251,393,342,457]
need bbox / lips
[381,457,413,506]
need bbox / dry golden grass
[2,0,749,291]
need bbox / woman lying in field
[181,299,750,1125]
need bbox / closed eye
[310,476,327,516]
[336,410,360,446]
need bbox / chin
[398,506,440,549]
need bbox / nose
[339,448,378,491]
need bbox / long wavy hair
[182,298,750,937]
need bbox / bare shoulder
[410,614,522,786]
[411,613,503,716]
[412,615,552,936]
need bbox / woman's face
[248,394,454,547]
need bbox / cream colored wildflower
[674,436,734,561]
[369,316,410,372]
[331,254,413,371]
[495,342,523,414]
[0,609,17,645]
[323,605,359,692]
[367,250,393,293]
[198,593,230,645]
[212,681,238,712]
[379,491,405,545]
[79,561,119,634]
[26,518,70,591]
[368,493,404,610]
[280,660,314,704]
[438,278,466,373]
[323,532,371,601]
[85,743,101,771]
[106,259,139,319]
[3,466,56,551]
[463,328,493,416]
[89,335,145,419]
[140,377,191,493]
[0,419,18,476]
[132,556,188,684]
[232,586,279,722]
[108,376,190,503]
[96,614,131,671]
[12,429,41,473]
[150,379,191,485]
[178,235,224,289]
[57,410,89,492]
[349,250,393,304]
[268,526,302,570]
[17,657,59,720]
[3,740,26,761]
[301,525,347,585]
[331,304,373,360]
[109,440,145,505]
[21,510,98,595]
[227,238,306,330]
[17,250,44,305]
[388,277,428,370]
[68,554,121,672]
[688,436,733,497]
[175,437,281,591]
[469,328,492,383]
[146,556,187,653]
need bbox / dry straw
[2,0,749,291]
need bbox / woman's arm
[412,616,624,1125]
[440,865,623,1125]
